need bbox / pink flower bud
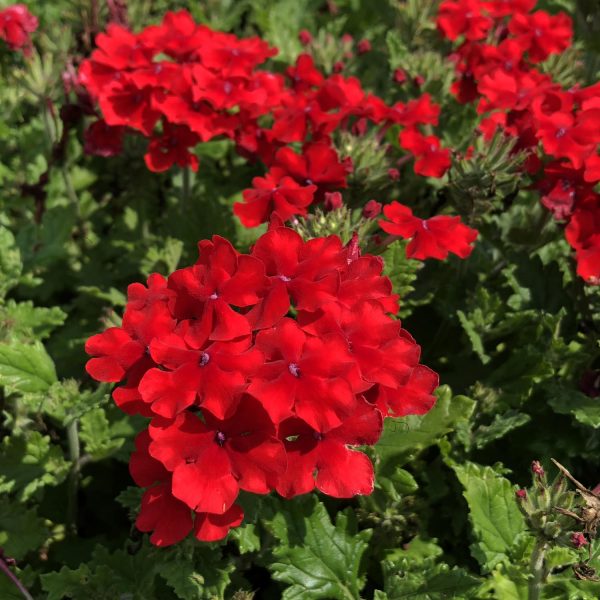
[571,532,588,548]
[298,30,312,46]
[357,39,371,54]
[531,461,545,477]
[333,61,344,73]
[515,489,527,499]
[394,68,407,84]
[363,200,382,219]
[388,168,400,181]
[324,191,343,211]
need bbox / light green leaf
[0,226,22,298]
[0,300,66,342]
[451,462,526,571]
[266,495,371,599]
[0,340,57,393]
[79,407,127,460]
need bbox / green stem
[528,538,548,600]
[66,419,81,535]
[181,166,191,209]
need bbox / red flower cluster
[379,201,478,260]
[78,11,451,226]
[85,228,438,546]
[437,0,600,284]
[0,4,37,55]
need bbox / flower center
[199,352,210,367]
[556,127,566,138]
[215,431,226,446]
[279,274,291,282]
[288,363,301,377]
[209,292,218,300]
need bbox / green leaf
[230,522,261,554]
[265,495,372,599]
[41,565,94,600]
[0,300,66,342]
[451,462,526,571]
[381,240,421,315]
[0,431,69,500]
[0,340,57,393]
[0,497,48,560]
[79,407,128,460]
[140,237,184,277]
[0,226,22,298]
[380,560,481,599]
[469,410,531,449]
[42,545,159,600]
[158,544,235,600]
[546,382,600,428]
[376,386,476,471]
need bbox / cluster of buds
[516,459,600,578]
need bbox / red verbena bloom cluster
[84,227,438,546]
[437,0,600,284]
[78,11,451,226]
[379,201,478,260]
[0,4,37,55]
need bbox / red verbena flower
[85,227,439,546]
[379,201,478,260]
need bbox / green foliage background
[1,0,600,598]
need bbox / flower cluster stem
[528,538,548,600]
[66,419,81,535]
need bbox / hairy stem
[528,538,548,600]
[66,419,81,535]
[0,557,34,600]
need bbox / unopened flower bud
[571,532,588,548]
[299,30,312,46]
[333,61,344,73]
[357,39,371,54]
[388,168,400,181]
[363,200,382,219]
[394,68,407,84]
[324,191,343,211]
[532,460,545,477]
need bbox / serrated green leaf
[158,544,235,600]
[470,411,531,449]
[0,225,22,298]
[0,497,48,560]
[451,462,526,571]
[546,382,600,428]
[0,300,66,342]
[381,560,481,599]
[79,407,127,460]
[41,564,94,600]
[230,522,261,554]
[0,431,69,500]
[0,340,57,393]
[376,386,476,470]
[266,495,371,599]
